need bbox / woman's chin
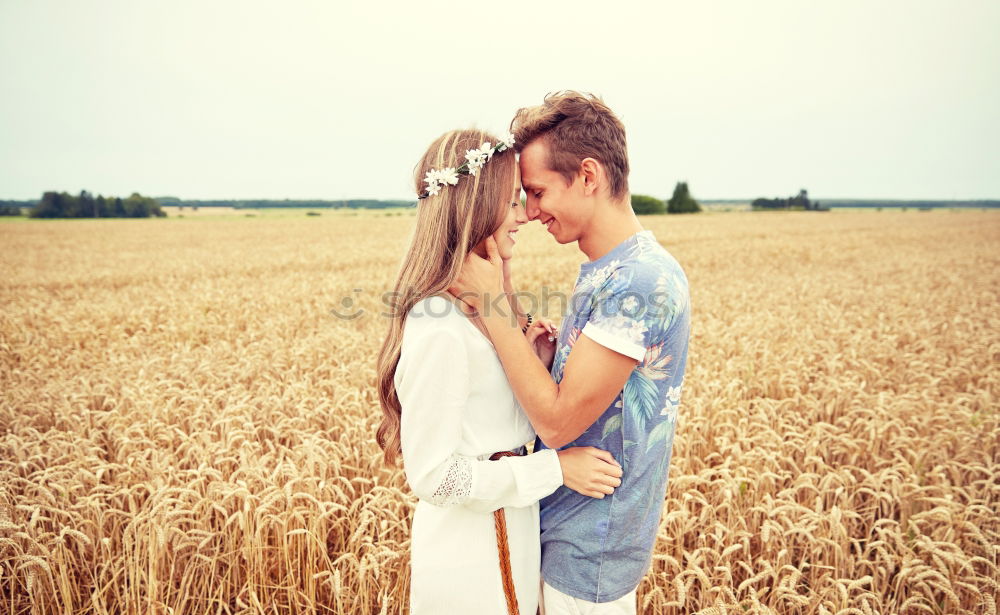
[496,236,515,260]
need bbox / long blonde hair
[376,129,516,464]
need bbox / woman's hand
[556,447,623,499]
[525,318,558,370]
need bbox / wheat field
[0,210,997,614]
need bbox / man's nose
[526,199,540,221]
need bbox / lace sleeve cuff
[428,454,473,507]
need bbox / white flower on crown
[465,149,486,176]
[440,167,459,185]
[418,133,516,199]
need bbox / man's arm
[480,305,637,449]
[452,236,638,449]
[501,259,530,332]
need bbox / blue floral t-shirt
[537,229,691,602]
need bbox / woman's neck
[441,290,493,344]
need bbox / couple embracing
[376,91,691,614]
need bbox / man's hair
[510,91,629,200]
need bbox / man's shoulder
[607,239,690,333]
[636,232,684,266]
[614,243,687,293]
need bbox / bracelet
[521,312,533,333]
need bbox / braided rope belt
[489,449,525,615]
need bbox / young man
[450,91,691,613]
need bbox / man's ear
[580,158,601,197]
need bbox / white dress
[395,294,564,615]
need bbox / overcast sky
[2,1,998,201]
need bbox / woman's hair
[510,90,629,201]
[375,129,516,465]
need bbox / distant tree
[752,188,827,211]
[667,182,702,214]
[631,194,666,215]
[790,189,809,210]
[78,190,96,217]
[62,192,81,217]
[124,193,146,217]
[28,192,56,218]
[96,195,110,217]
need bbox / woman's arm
[397,324,620,513]
[398,325,562,512]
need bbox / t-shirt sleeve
[397,325,563,512]
[581,265,666,362]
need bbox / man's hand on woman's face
[448,236,504,311]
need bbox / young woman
[376,129,623,615]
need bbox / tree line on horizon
[157,197,414,209]
[3,190,997,218]
[22,191,166,218]
[632,182,702,215]
[0,195,417,216]
[752,189,827,211]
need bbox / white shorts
[539,578,637,615]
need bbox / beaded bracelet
[521,312,533,333]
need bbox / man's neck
[578,198,644,262]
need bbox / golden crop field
[1,210,997,615]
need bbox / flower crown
[417,133,516,199]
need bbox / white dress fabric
[395,294,564,615]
